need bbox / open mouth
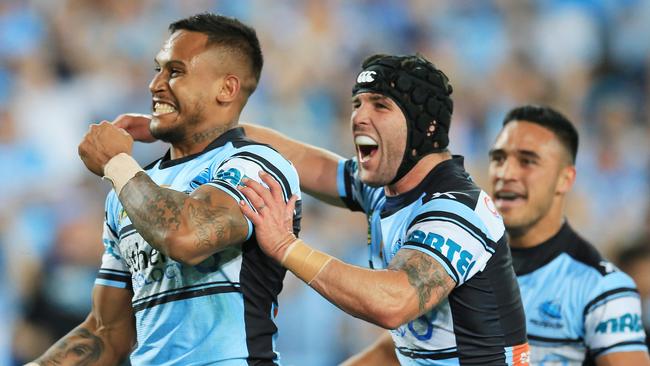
[355,135,378,163]
[494,191,527,207]
[152,101,177,116]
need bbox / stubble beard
[151,103,204,144]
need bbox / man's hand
[78,122,134,176]
[238,171,298,263]
[112,113,156,143]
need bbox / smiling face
[149,30,224,143]
[351,92,407,187]
[488,121,575,237]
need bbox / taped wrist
[103,153,144,195]
[281,239,333,285]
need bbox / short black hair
[169,12,263,94]
[503,105,579,163]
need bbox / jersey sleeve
[583,269,648,358]
[336,158,384,214]
[95,193,132,290]
[204,146,302,240]
[401,194,503,286]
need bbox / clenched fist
[78,121,134,176]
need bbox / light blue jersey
[512,223,648,365]
[338,156,529,365]
[96,128,301,366]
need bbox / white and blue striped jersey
[96,128,301,366]
[512,223,648,365]
[338,156,529,365]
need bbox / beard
[151,102,204,143]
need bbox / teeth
[355,135,378,146]
[154,102,177,114]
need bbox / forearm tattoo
[120,173,244,254]
[389,251,454,313]
[37,328,104,366]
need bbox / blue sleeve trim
[95,278,128,289]
[337,159,347,198]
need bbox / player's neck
[508,202,566,249]
[385,152,452,196]
[170,122,237,159]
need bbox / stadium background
[1,0,649,365]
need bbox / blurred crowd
[1,0,649,365]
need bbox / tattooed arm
[118,173,248,266]
[32,285,135,366]
[304,249,455,329]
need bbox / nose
[495,157,519,181]
[351,101,371,128]
[149,70,167,95]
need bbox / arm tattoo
[389,251,454,313]
[37,328,104,366]
[119,173,185,249]
[186,195,228,249]
[119,173,246,255]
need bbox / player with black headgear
[234,53,530,365]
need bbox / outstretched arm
[30,285,135,366]
[113,115,345,206]
[78,122,249,266]
[238,173,455,329]
[240,123,346,206]
[340,331,399,366]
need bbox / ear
[556,164,576,195]
[215,74,240,104]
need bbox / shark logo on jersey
[531,300,563,329]
[215,167,249,187]
[189,167,212,191]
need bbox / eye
[170,68,182,78]
[154,66,161,73]
[490,153,505,164]
[352,101,361,109]
[375,102,388,110]
[520,157,536,166]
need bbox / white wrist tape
[103,153,144,195]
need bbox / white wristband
[103,153,144,195]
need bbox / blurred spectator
[1,0,649,363]
[615,240,650,349]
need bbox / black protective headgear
[352,54,453,184]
